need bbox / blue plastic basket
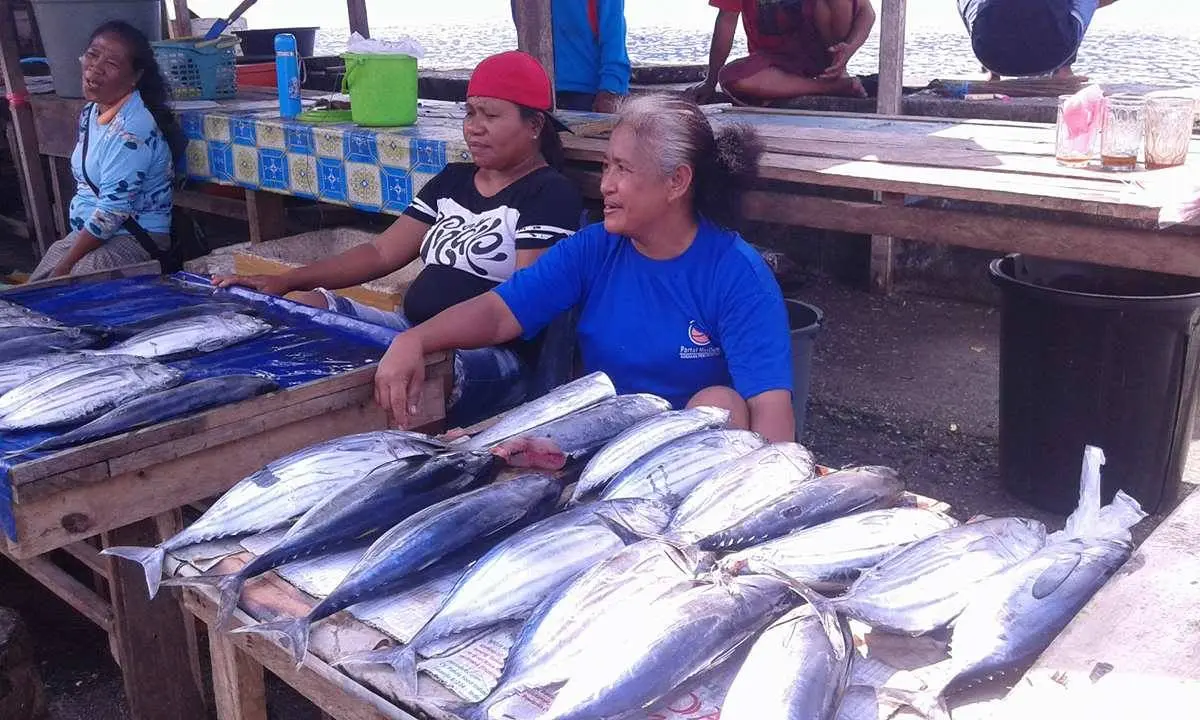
[153,37,239,100]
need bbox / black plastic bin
[787,299,824,442]
[990,254,1200,515]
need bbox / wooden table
[0,265,451,720]
[563,107,1200,291]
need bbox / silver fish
[0,301,50,321]
[693,465,907,551]
[96,311,272,359]
[667,443,817,544]
[102,430,441,598]
[0,314,65,330]
[460,371,615,450]
[466,540,715,720]
[514,393,672,458]
[0,363,183,430]
[0,328,100,359]
[598,429,766,505]
[572,406,731,503]
[542,574,798,720]
[721,507,960,590]
[0,352,94,395]
[720,602,853,720]
[836,517,1047,635]
[0,354,149,417]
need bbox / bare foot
[1053,66,1089,82]
[832,75,868,98]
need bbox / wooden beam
[8,553,114,633]
[174,187,249,220]
[48,156,75,237]
[246,189,288,243]
[876,0,907,116]
[171,0,192,38]
[63,540,109,577]
[513,0,555,110]
[2,260,160,294]
[209,628,269,720]
[346,0,370,39]
[0,0,58,255]
[870,192,904,295]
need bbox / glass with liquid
[1100,95,1146,171]
[1055,94,1097,167]
[1144,96,1194,169]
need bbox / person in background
[690,0,875,105]
[511,0,631,112]
[29,21,183,281]
[372,94,797,444]
[214,51,583,428]
[959,0,1119,80]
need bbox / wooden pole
[346,0,370,38]
[171,0,192,38]
[0,0,56,257]
[513,0,555,110]
[871,1,907,293]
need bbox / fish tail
[100,545,165,599]
[158,573,246,629]
[333,645,419,695]
[231,618,311,667]
[875,687,951,720]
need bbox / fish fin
[874,687,952,720]
[160,573,247,630]
[333,645,419,695]
[589,505,659,545]
[1031,551,1084,599]
[750,563,850,661]
[100,545,165,599]
[231,618,311,667]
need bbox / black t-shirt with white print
[401,163,582,359]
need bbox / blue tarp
[1,272,400,541]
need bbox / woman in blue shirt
[374,94,796,442]
[29,21,182,281]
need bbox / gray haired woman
[373,94,797,443]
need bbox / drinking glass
[1055,94,1097,168]
[1144,96,1194,170]
[1100,95,1146,171]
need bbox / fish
[95,311,272,359]
[165,450,501,629]
[540,574,799,720]
[233,472,562,664]
[835,517,1048,635]
[691,465,907,551]
[720,507,960,590]
[0,352,94,395]
[0,313,64,329]
[571,406,732,503]
[459,371,615,450]
[459,540,714,720]
[350,498,676,692]
[9,375,279,457]
[0,301,51,321]
[109,301,258,337]
[510,393,672,459]
[597,429,766,506]
[0,327,101,359]
[667,443,818,546]
[0,325,65,342]
[719,600,854,720]
[102,429,443,598]
[0,363,184,431]
[0,354,149,418]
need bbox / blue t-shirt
[495,220,793,409]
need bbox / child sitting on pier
[690,0,876,105]
[959,0,1120,80]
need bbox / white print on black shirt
[421,198,520,283]
[680,320,722,359]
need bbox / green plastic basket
[153,37,239,100]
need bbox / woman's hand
[50,260,75,278]
[374,333,427,428]
[211,273,293,296]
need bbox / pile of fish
[103,374,1145,720]
[0,297,279,455]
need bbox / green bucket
[342,53,418,127]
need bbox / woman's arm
[51,230,104,277]
[747,389,796,443]
[690,8,740,103]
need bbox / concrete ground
[1,272,1194,719]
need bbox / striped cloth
[28,231,170,282]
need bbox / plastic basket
[153,37,239,100]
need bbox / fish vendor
[374,95,797,444]
[689,0,876,105]
[29,21,184,281]
[958,0,1119,79]
[215,51,584,428]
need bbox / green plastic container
[342,53,418,127]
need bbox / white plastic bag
[1052,445,1147,545]
[345,31,425,59]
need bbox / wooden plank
[103,517,207,720]
[0,260,161,295]
[170,0,191,38]
[870,192,904,294]
[29,94,86,158]
[209,625,269,720]
[63,540,109,577]
[175,187,249,220]
[246,189,288,243]
[5,121,34,243]
[513,0,555,110]
[995,487,1200,719]
[7,553,114,633]
[6,399,385,558]
[48,155,76,238]
[876,0,907,116]
[346,0,370,38]
[0,211,30,239]
[739,190,1200,277]
[0,0,57,254]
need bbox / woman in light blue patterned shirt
[30,21,184,280]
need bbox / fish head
[135,363,185,386]
[1002,518,1049,558]
[591,498,675,540]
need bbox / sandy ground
[1,274,1193,719]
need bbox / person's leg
[68,234,154,276]
[555,91,597,112]
[27,234,78,282]
[446,346,529,429]
[811,0,856,47]
[722,63,866,100]
[687,386,750,430]
[307,288,414,331]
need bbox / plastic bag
[1060,84,1105,140]
[345,31,425,59]
[1157,179,1200,229]
[1051,445,1147,545]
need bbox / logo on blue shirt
[681,321,721,360]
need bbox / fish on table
[459,372,616,450]
[597,428,766,506]
[0,354,149,417]
[0,352,96,395]
[95,311,272,359]
[0,327,102,360]
[0,363,184,431]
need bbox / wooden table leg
[870,192,906,295]
[103,516,206,720]
[209,621,268,720]
[246,189,288,244]
[48,156,75,239]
